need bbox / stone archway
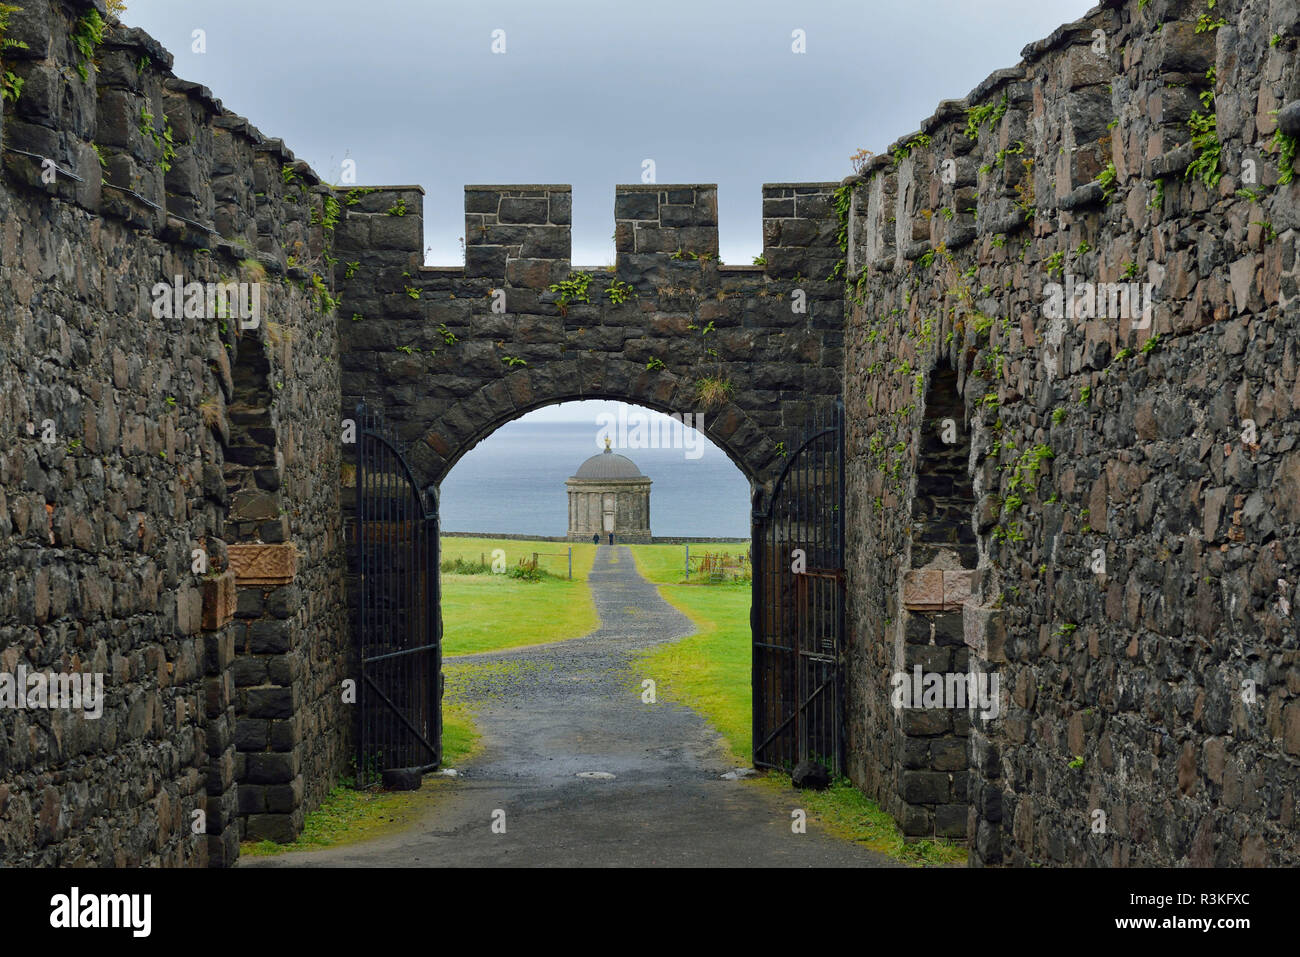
[423,366,769,489]
[332,182,845,496]
[318,178,848,844]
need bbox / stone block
[244,813,297,844]
[231,656,268,688]
[234,717,269,751]
[901,770,950,806]
[244,686,294,720]
[235,587,264,619]
[900,708,951,735]
[614,189,659,221]
[245,751,297,785]
[249,619,291,655]
[498,197,548,224]
[506,257,566,290]
[903,569,944,610]
[265,777,304,813]
[464,188,500,214]
[201,571,237,631]
[900,804,933,837]
[237,784,266,815]
[942,571,973,608]
[904,569,972,611]
[264,585,300,620]
[1285,702,1300,756]
[228,544,297,586]
[931,736,969,771]
[963,605,1006,662]
[369,214,420,251]
[382,768,423,791]
[548,190,572,225]
[935,804,969,838]
[176,584,203,636]
[519,225,570,260]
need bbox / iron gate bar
[360,673,440,755]
[363,642,443,665]
[353,402,441,785]
[751,399,845,775]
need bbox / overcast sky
[122,0,1089,267]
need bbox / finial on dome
[604,436,612,452]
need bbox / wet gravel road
[245,545,896,868]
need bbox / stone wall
[333,182,846,494]
[843,0,1300,865]
[0,0,350,864]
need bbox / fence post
[685,544,690,581]
[568,547,572,580]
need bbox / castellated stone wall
[332,182,847,493]
[0,0,350,865]
[843,0,1300,865]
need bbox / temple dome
[572,445,645,480]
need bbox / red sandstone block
[903,569,943,610]
[201,570,238,631]
[227,544,297,587]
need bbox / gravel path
[244,545,897,868]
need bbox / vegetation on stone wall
[964,92,1008,142]
[70,7,106,81]
[1185,67,1222,189]
[1273,122,1297,187]
[0,2,27,103]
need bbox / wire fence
[686,547,752,584]
[441,547,573,580]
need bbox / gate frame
[352,402,443,785]
[750,399,846,775]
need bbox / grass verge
[755,774,968,867]
[633,581,751,763]
[240,708,480,858]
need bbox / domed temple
[566,439,652,543]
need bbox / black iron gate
[751,400,845,775]
[350,403,441,785]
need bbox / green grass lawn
[439,536,600,657]
[626,542,750,584]
[441,574,598,656]
[633,581,752,763]
[442,704,478,766]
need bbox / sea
[439,403,751,539]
